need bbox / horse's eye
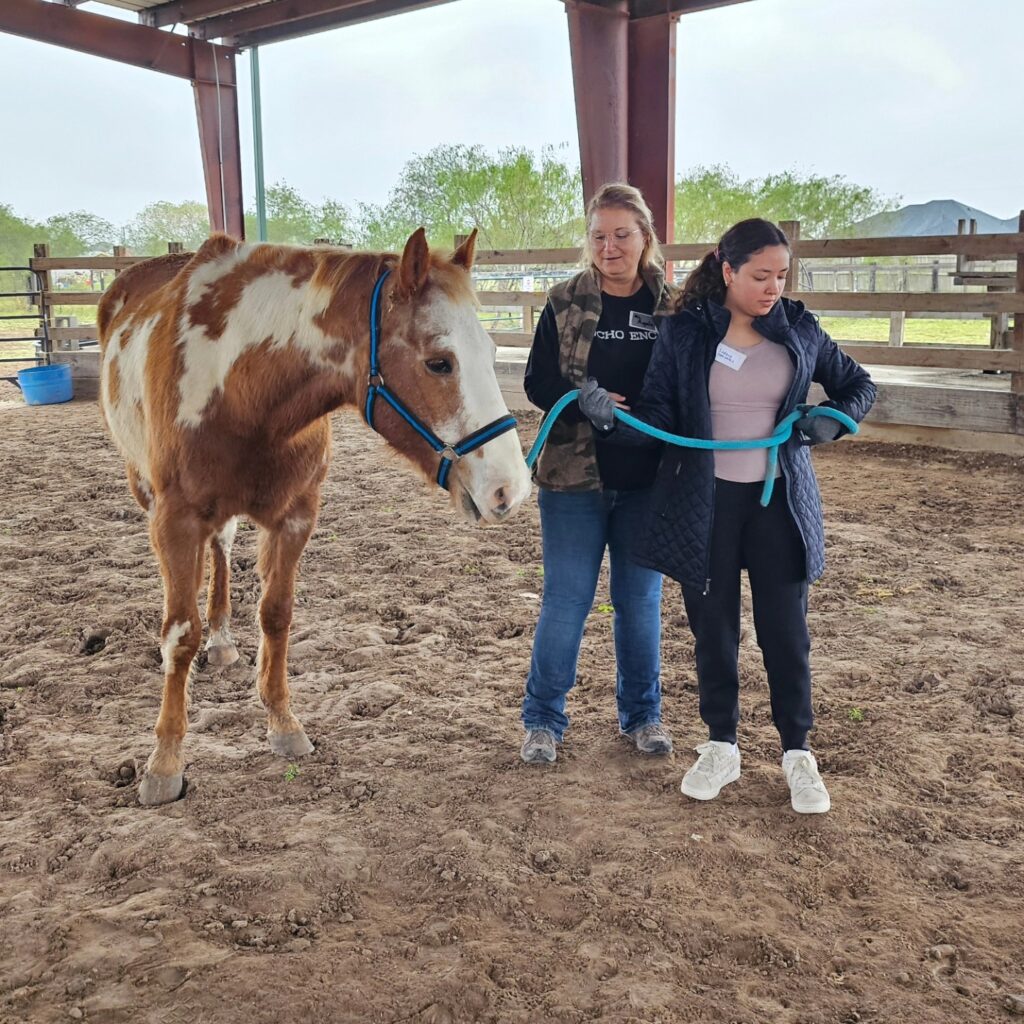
[425,358,453,375]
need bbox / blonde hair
[581,181,664,274]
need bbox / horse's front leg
[256,491,319,758]
[205,517,239,667]
[139,503,205,806]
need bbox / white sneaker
[782,750,831,814]
[680,741,741,801]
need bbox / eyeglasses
[589,228,642,248]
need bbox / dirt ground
[0,395,1022,1024]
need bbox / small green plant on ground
[596,603,614,614]
[847,707,865,723]
[284,764,300,782]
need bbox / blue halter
[363,269,518,489]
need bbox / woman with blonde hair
[519,182,676,764]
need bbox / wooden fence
[26,219,1024,438]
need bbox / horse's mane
[311,246,478,308]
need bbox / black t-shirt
[524,282,662,491]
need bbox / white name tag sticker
[715,343,748,371]
[629,311,656,331]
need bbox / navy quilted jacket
[616,296,876,590]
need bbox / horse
[96,228,531,806]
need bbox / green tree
[1,204,117,270]
[262,181,316,244]
[355,144,584,251]
[0,203,39,294]
[124,200,211,255]
[43,211,116,256]
[244,182,354,245]
[675,164,896,242]
[316,198,353,244]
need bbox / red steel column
[627,13,677,243]
[191,38,245,238]
[566,3,676,243]
[565,0,629,208]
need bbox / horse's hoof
[206,643,239,668]
[138,771,184,806]
[268,729,315,758]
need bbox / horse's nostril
[494,486,506,505]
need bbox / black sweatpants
[681,477,813,752]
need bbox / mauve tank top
[708,340,795,482]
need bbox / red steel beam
[142,1,263,30]
[0,0,195,77]
[565,0,629,208]
[629,0,753,16]
[191,40,245,237]
[0,0,244,237]
[627,13,676,242]
[222,0,456,46]
[193,0,450,41]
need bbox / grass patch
[819,316,991,345]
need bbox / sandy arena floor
[1,397,1022,1024]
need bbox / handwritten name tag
[714,343,748,371]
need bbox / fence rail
[22,220,1024,426]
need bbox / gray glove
[794,410,843,446]
[578,378,616,432]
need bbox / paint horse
[97,229,531,806]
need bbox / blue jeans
[521,487,664,741]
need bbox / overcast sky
[0,0,1021,226]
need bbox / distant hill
[851,200,1018,237]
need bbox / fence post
[523,303,534,335]
[780,220,800,293]
[1013,210,1024,400]
[888,311,906,347]
[32,243,52,363]
[112,245,128,281]
[167,241,184,254]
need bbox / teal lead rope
[525,390,859,507]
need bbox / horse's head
[371,229,532,524]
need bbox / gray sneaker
[628,723,673,755]
[520,728,557,764]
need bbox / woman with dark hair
[579,217,876,813]
[519,182,676,765]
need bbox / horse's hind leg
[126,464,155,516]
[139,500,205,806]
[256,489,318,758]
[205,518,239,667]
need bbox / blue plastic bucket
[17,363,73,406]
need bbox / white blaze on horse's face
[419,292,532,525]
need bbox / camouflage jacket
[533,264,673,491]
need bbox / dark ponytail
[677,218,790,311]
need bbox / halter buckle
[368,372,385,388]
[440,444,461,463]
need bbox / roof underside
[84,0,751,48]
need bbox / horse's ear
[451,229,477,270]
[398,228,430,296]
